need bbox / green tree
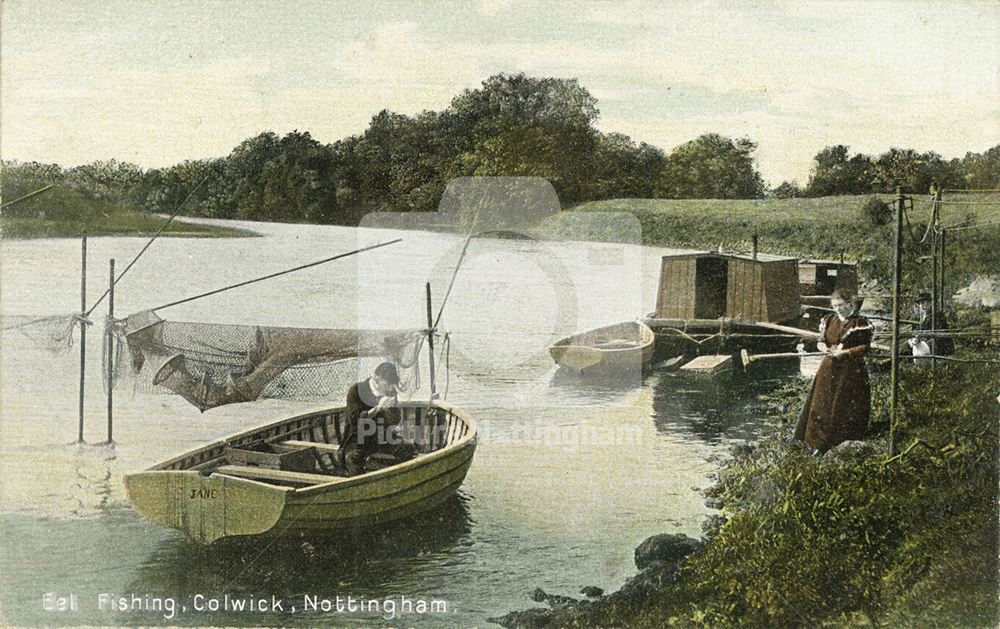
[659,134,765,199]
[956,145,1000,189]
[446,73,599,203]
[591,132,666,199]
[771,180,804,198]
[806,145,875,196]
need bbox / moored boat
[548,320,656,374]
[124,401,476,544]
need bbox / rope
[944,219,1000,232]
[941,188,1000,193]
[86,173,211,316]
[435,332,452,400]
[913,355,1000,365]
[149,239,403,312]
[924,199,1000,206]
[900,199,921,244]
[917,194,938,243]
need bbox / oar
[740,349,828,369]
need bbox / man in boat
[794,289,873,454]
[907,292,954,358]
[341,362,415,475]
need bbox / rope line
[943,219,1000,232]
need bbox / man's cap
[374,361,400,384]
[914,292,932,303]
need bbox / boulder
[579,585,604,598]
[824,439,880,462]
[634,533,702,570]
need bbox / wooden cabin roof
[799,257,856,266]
[659,251,797,264]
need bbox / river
[0,219,796,627]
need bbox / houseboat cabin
[653,252,801,324]
[798,258,858,297]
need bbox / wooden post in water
[425,282,438,399]
[889,188,904,454]
[78,234,87,443]
[106,258,115,444]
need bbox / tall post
[751,233,758,260]
[106,258,115,444]
[425,282,437,399]
[930,186,940,370]
[78,234,87,443]
[889,188,904,454]
[939,228,947,325]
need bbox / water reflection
[651,362,798,443]
[71,444,116,516]
[549,365,645,393]
[127,493,474,598]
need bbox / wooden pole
[940,228,947,318]
[931,186,940,370]
[106,258,115,444]
[425,283,438,399]
[889,188,904,454]
[78,234,87,443]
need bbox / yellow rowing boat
[124,401,476,544]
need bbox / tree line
[2,73,998,224]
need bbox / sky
[2,0,998,186]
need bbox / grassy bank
[497,361,999,627]
[1,185,256,239]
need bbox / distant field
[551,193,1000,287]
[573,193,1000,229]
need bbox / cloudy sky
[2,0,997,185]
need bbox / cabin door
[694,258,728,319]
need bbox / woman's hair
[831,288,857,304]
[374,361,400,385]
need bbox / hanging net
[111,311,425,412]
[1,314,87,354]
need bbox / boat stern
[124,470,288,544]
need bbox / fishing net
[1,314,87,353]
[110,310,425,412]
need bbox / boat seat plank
[280,440,340,454]
[215,465,341,485]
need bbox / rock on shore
[490,533,703,628]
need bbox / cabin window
[694,257,728,319]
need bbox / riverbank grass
[1,185,255,239]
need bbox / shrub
[860,195,892,226]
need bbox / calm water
[0,220,796,627]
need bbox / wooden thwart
[280,439,341,454]
[215,464,339,486]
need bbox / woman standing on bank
[795,289,874,453]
